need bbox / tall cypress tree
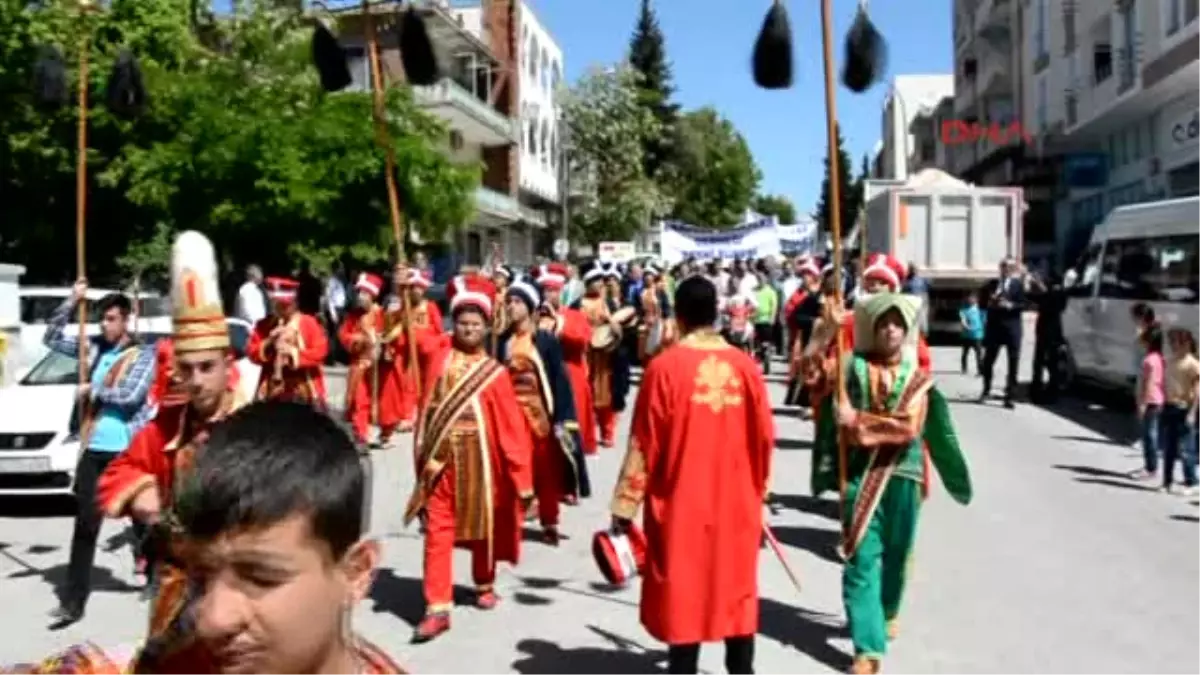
[628,0,678,180]
[814,124,856,238]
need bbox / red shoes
[475,589,499,610]
[412,613,449,643]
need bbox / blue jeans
[1141,405,1161,474]
[1160,405,1198,488]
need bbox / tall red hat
[535,263,569,291]
[795,255,821,278]
[447,273,495,318]
[592,524,647,587]
[403,268,432,289]
[862,253,905,291]
[354,272,383,298]
[265,276,300,302]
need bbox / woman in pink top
[1131,326,1165,480]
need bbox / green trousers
[842,474,921,659]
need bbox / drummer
[636,263,675,363]
[571,262,632,449]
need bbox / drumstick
[763,524,802,595]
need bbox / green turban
[853,292,921,356]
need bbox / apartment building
[878,74,955,180]
[953,0,1061,270]
[908,96,957,173]
[1025,0,1199,263]
[334,0,551,268]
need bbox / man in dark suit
[979,258,1026,409]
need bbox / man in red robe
[338,272,390,447]
[572,262,631,448]
[96,231,250,644]
[400,272,534,644]
[610,275,775,674]
[248,276,328,407]
[535,262,597,457]
[386,267,444,432]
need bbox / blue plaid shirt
[44,299,157,441]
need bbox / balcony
[473,186,521,226]
[519,205,549,229]
[414,77,518,147]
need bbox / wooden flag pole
[819,0,850,535]
[75,21,90,390]
[363,0,420,408]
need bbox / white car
[0,318,260,496]
[18,287,173,370]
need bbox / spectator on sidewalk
[235,264,267,324]
[959,292,984,375]
[1130,325,1165,483]
[1161,327,1200,496]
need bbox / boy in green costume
[803,292,973,674]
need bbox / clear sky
[527,0,954,221]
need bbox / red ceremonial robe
[248,311,328,407]
[610,329,775,644]
[338,305,400,444]
[542,306,597,455]
[95,387,246,642]
[398,330,534,611]
[386,299,444,427]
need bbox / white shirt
[737,273,759,297]
[236,281,267,324]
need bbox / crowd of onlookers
[1130,303,1200,496]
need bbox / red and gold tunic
[539,306,597,454]
[385,299,443,424]
[611,329,775,644]
[637,287,675,363]
[508,333,551,439]
[248,311,328,407]
[1,636,407,674]
[338,305,385,413]
[578,295,615,409]
[95,387,246,642]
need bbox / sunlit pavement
[0,347,1196,673]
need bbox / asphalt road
[0,347,1196,673]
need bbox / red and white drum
[592,523,647,587]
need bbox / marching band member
[636,264,675,364]
[95,231,250,644]
[804,293,972,675]
[535,263,598,457]
[338,272,389,447]
[490,263,513,356]
[610,276,774,674]
[571,262,631,448]
[722,290,757,356]
[860,253,932,374]
[497,275,590,545]
[399,273,534,644]
[387,266,443,432]
[247,276,328,407]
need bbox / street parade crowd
[3,229,974,675]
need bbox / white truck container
[859,169,1025,334]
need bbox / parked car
[17,287,172,369]
[0,318,258,497]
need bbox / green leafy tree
[0,0,476,284]
[751,193,797,224]
[668,107,760,228]
[627,0,678,181]
[813,123,856,237]
[561,64,668,248]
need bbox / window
[551,63,561,95]
[1129,124,1142,162]
[1066,243,1103,297]
[541,50,550,91]
[527,119,537,155]
[540,119,550,166]
[528,36,539,79]
[1098,235,1199,303]
[1167,0,1183,35]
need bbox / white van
[1061,197,1199,391]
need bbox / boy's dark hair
[97,293,132,317]
[674,276,718,328]
[177,401,364,558]
[1131,302,1156,324]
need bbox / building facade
[1023,0,1199,265]
[334,0,554,269]
[953,0,1061,271]
[878,74,956,180]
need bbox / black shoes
[48,603,83,630]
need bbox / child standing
[959,293,985,374]
[1130,326,1165,481]
[1161,328,1200,496]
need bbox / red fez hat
[448,273,495,318]
[265,276,300,302]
